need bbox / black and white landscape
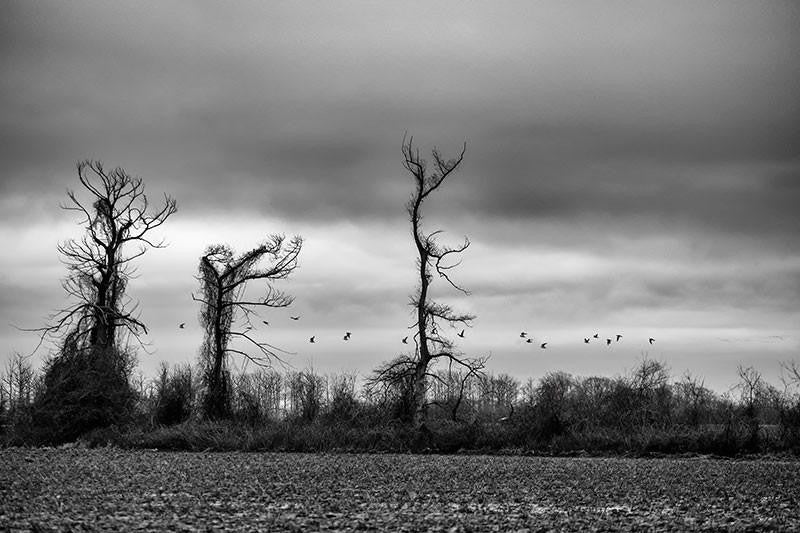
[1,2,799,530]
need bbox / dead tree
[193,236,302,419]
[368,135,487,426]
[23,161,176,441]
[30,160,177,354]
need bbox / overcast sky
[1,1,798,392]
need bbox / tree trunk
[208,277,227,418]
[409,197,430,426]
[411,354,430,427]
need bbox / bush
[154,363,195,426]
[31,343,137,445]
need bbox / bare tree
[780,360,800,392]
[427,368,482,421]
[193,235,302,419]
[630,358,672,428]
[30,160,177,354]
[288,368,324,422]
[736,364,765,414]
[368,135,487,426]
[673,371,713,427]
[736,364,766,449]
[21,161,176,442]
[532,372,575,438]
[1,352,38,437]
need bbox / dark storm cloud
[461,157,800,239]
[3,1,798,234]
[769,169,800,192]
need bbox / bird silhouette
[457,329,465,338]
[584,338,590,343]
[540,342,547,349]
[520,332,527,338]
[616,334,623,342]
[606,339,612,346]
[262,320,269,326]
[309,336,315,343]
[402,336,408,344]
[179,323,185,329]
[649,338,655,344]
[526,338,533,344]
[290,316,300,321]
[593,334,599,339]
[343,334,350,341]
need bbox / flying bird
[649,338,655,344]
[457,329,465,338]
[616,334,623,342]
[606,339,612,346]
[262,320,269,326]
[593,334,599,339]
[343,334,350,341]
[526,338,533,344]
[520,332,527,338]
[179,323,185,329]
[309,336,315,343]
[540,342,547,349]
[290,316,300,321]
[584,338,590,344]
[402,336,408,344]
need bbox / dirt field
[2,448,798,531]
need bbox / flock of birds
[177,318,656,348]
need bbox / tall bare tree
[193,235,302,419]
[25,161,176,442]
[31,160,177,354]
[369,135,487,426]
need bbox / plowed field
[2,449,798,531]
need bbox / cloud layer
[1,1,798,390]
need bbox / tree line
[4,352,800,453]
[3,138,800,453]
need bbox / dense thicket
[32,344,137,444]
[3,357,799,455]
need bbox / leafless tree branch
[197,236,302,419]
[25,160,176,358]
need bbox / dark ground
[2,448,798,531]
